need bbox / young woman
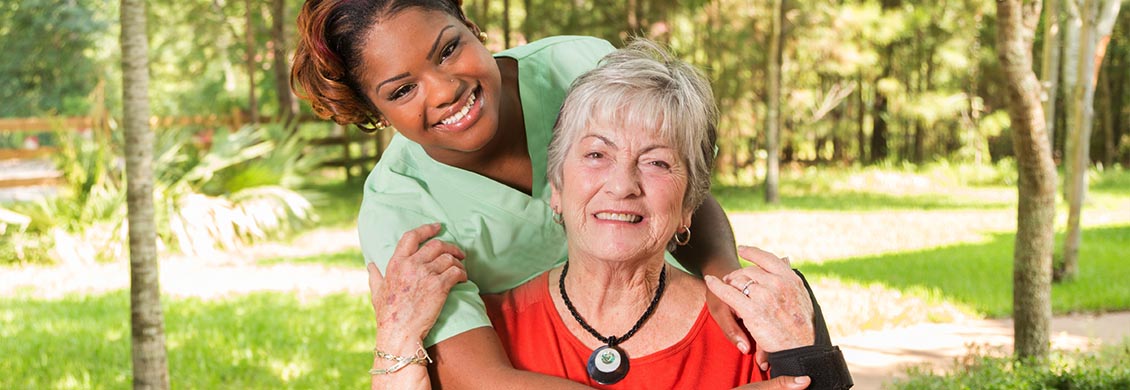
[291,1,839,388]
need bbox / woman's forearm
[371,334,431,390]
[430,327,592,390]
[673,194,741,277]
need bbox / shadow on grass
[0,292,372,389]
[799,224,1130,318]
[714,185,1013,212]
[301,180,366,228]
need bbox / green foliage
[0,0,115,117]
[801,224,1130,317]
[0,291,372,389]
[0,122,318,264]
[890,342,1130,390]
[153,125,315,256]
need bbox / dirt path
[4,211,1129,389]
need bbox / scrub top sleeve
[358,197,493,347]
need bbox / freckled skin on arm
[428,327,593,390]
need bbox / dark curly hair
[291,0,469,129]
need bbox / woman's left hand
[705,245,815,354]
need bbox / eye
[584,151,604,159]
[440,38,460,61]
[648,160,671,170]
[388,84,415,101]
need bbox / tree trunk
[1042,0,1062,149]
[521,0,533,41]
[1108,47,1124,167]
[1099,56,1114,167]
[245,0,258,124]
[1061,0,1082,180]
[857,76,867,162]
[871,91,890,163]
[122,0,169,387]
[997,0,1057,361]
[1061,0,1122,281]
[271,0,296,124]
[764,0,783,204]
[501,0,511,48]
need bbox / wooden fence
[0,115,387,189]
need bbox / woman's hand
[733,375,811,390]
[368,223,467,352]
[705,246,815,354]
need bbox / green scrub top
[359,36,616,346]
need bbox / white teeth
[441,91,476,125]
[595,212,642,223]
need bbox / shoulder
[357,135,452,265]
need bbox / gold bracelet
[369,343,432,375]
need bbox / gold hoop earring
[552,209,563,225]
[358,114,389,131]
[674,225,691,246]
[477,30,488,43]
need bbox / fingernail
[760,362,769,371]
[736,341,749,354]
[795,376,810,384]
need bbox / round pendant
[586,345,630,385]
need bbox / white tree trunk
[1061,0,1122,280]
[1041,0,1061,149]
[764,0,783,204]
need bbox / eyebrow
[373,25,456,96]
[375,73,410,95]
[584,134,671,154]
[427,25,456,61]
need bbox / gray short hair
[547,38,718,214]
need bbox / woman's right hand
[368,223,467,350]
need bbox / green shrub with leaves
[2,121,320,265]
[890,342,1130,390]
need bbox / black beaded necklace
[558,262,667,385]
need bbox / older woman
[368,40,852,389]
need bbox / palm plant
[152,123,316,256]
[14,120,319,264]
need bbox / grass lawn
[4,164,1127,388]
[0,292,373,389]
[799,224,1130,318]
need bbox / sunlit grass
[0,292,372,389]
[800,224,1130,318]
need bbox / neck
[561,255,666,335]
[435,57,530,193]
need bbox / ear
[549,182,561,211]
[681,209,694,229]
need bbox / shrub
[889,341,1130,390]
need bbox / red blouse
[484,272,768,389]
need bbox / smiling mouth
[436,86,480,127]
[594,212,643,223]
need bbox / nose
[426,73,465,110]
[604,160,642,198]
